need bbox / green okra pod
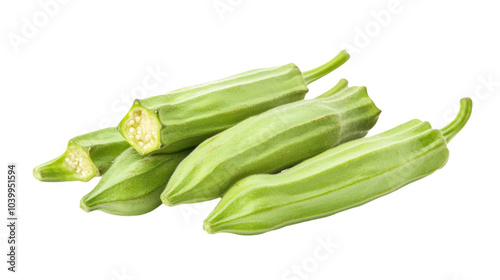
[33,128,130,182]
[118,50,350,155]
[161,79,381,206]
[204,98,473,235]
[80,147,192,216]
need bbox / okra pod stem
[303,50,350,85]
[440,98,473,143]
[315,78,348,99]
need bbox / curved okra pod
[33,128,130,182]
[203,98,473,235]
[118,50,350,155]
[161,79,381,206]
[80,147,192,216]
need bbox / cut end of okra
[33,141,99,182]
[118,101,161,155]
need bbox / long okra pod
[33,128,130,182]
[204,98,473,235]
[161,79,381,206]
[118,50,350,155]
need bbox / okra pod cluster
[34,49,473,237]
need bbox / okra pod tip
[79,200,93,213]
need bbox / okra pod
[204,98,473,235]
[80,147,192,215]
[118,50,350,155]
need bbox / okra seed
[135,134,141,140]
[135,116,141,122]
[129,127,135,133]
[127,120,135,126]
[62,147,96,179]
[138,141,144,147]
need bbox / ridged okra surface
[162,80,381,206]
[204,98,472,235]
[118,51,350,155]
[81,147,192,216]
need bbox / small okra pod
[118,50,350,155]
[204,98,473,235]
[161,79,381,206]
[80,147,192,216]
[33,128,130,182]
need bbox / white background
[1,0,499,279]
